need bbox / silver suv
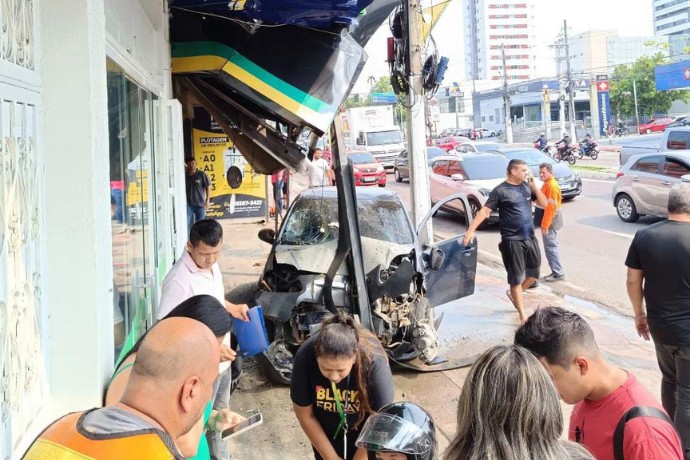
[613,152,690,222]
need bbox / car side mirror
[682,174,690,183]
[258,228,275,245]
[430,248,445,271]
[451,173,465,181]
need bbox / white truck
[342,105,404,168]
[619,126,690,165]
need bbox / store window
[107,59,159,362]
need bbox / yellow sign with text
[192,107,267,219]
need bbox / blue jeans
[542,227,564,277]
[187,205,206,234]
[273,180,283,215]
[111,189,124,223]
[207,367,232,460]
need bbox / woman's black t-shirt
[290,333,394,460]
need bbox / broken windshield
[278,196,414,246]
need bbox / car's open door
[416,193,477,307]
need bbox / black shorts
[498,237,541,286]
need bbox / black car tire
[394,168,403,182]
[615,194,639,223]
[645,128,652,134]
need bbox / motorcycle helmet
[356,402,436,460]
[540,132,545,136]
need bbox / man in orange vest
[22,317,220,460]
[535,162,565,282]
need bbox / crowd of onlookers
[19,157,690,460]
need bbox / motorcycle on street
[554,142,577,165]
[578,141,599,160]
[533,142,555,156]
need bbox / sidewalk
[217,200,661,458]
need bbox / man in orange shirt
[535,162,565,281]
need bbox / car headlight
[573,171,580,181]
[478,188,492,196]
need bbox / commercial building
[653,0,690,60]
[463,0,537,81]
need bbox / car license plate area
[363,177,377,183]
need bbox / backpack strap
[613,406,674,460]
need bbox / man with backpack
[626,183,690,458]
[515,307,683,459]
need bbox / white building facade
[654,0,690,36]
[463,0,537,82]
[1,1,187,457]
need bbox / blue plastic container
[232,305,270,357]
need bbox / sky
[352,0,655,93]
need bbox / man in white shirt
[158,219,248,460]
[306,148,333,187]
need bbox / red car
[639,117,675,134]
[348,152,386,187]
[436,136,468,151]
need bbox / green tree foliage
[370,76,394,94]
[610,53,690,118]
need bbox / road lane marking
[602,229,634,239]
[582,178,615,184]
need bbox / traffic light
[354,94,360,102]
[445,87,450,97]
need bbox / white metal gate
[0,0,46,457]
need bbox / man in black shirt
[185,157,211,233]
[463,159,547,323]
[625,183,690,457]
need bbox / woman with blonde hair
[444,345,589,460]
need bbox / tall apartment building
[654,0,690,36]
[653,0,690,60]
[464,0,537,81]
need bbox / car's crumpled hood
[463,178,504,190]
[274,237,414,274]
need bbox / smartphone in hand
[221,411,263,439]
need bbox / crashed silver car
[253,187,478,384]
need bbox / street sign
[371,92,397,104]
[655,60,690,90]
[596,74,608,81]
[597,81,609,92]
[597,90,611,137]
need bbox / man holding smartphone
[463,159,548,323]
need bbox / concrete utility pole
[633,79,641,134]
[501,44,513,143]
[406,0,432,240]
[563,20,577,142]
[553,40,566,137]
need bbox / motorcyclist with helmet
[580,133,597,158]
[535,133,548,152]
[356,402,436,460]
[555,132,572,158]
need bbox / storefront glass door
[106,59,158,361]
